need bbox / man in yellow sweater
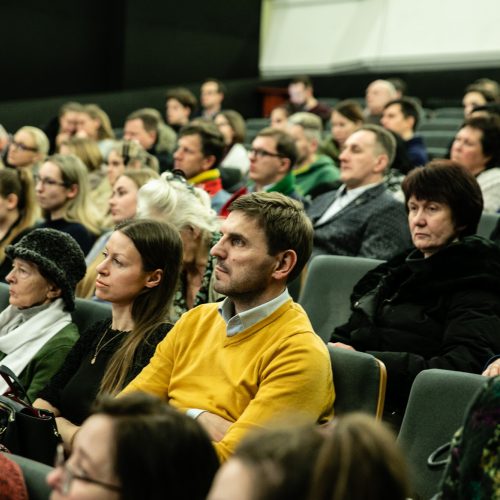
[120,192,334,461]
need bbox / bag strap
[427,442,451,469]
[0,364,32,405]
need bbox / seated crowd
[0,74,500,499]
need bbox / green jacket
[293,154,339,197]
[0,323,79,401]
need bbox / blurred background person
[6,126,49,174]
[287,75,331,126]
[270,105,290,131]
[462,84,497,118]
[75,103,115,157]
[215,110,250,174]
[165,86,198,133]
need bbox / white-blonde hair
[136,172,220,238]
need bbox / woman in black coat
[331,160,500,422]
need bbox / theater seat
[72,298,112,334]
[397,369,486,500]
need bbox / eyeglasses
[10,140,38,152]
[55,444,121,495]
[34,175,68,188]
[249,148,283,159]
[163,169,196,194]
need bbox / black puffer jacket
[332,236,500,415]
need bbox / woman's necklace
[90,327,123,365]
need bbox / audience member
[200,78,226,120]
[165,87,198,133]
[75,104,115,157]
[287,76,331,126]
[35,154,101,255]
[77,168,160,299]
[450,115,500,212]
[208,422,325,500]
[474,77,500,101]
[308,124,410,260]
[270,105,290,131]
[49,101,84,154]
[137,171,221,321]
[120,193,334,462]
[381,97,428,168]
[59,136,104,189]
[0,169,38,281]
[173,121,230,212]
[47,392,219,500]
[34,219,183,446]
[0,229,85,401]
[462,84,496,118]
[220,128,304,216]
[0,124,11,160]
[320,99,364,163]
[387,77,408,99]
[289,112,339,198]
[331,161,500,422]
[124,108,176,173]
[437,375,499,499]
[364,79,398,124]
[309,413,410,500]
[215,110,250,174]
[6,126,49,173]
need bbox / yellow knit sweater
[121,299,334,461]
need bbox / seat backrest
[328,344,386,419]
[299,255,382,342]
[397,369,487,500]
[3,453,52,500]
[0,281,9,311]
[72,298,112,334]
[476,212,500,239]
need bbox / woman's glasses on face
[10,140,39,152]
[33,175,68,188]
[54,443,121,495]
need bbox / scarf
[0,298,71,394]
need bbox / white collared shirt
[316,182,382,225]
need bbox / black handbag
[0,364,60,465]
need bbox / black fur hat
[6,228,86,311]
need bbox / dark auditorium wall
[1,1,261,101]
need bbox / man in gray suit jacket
[307,124,411,260]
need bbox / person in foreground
[47,392,219,500]
[34,219,183,446]
[0,229,86,401]
[120,192,334,462]
[331,160,500,422]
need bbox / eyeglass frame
[33,174,69,188]
[248,147,284,159]
[55,443,121,495]
[10,140,39,153]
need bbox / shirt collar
[218,288,291,336]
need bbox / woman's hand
[330,342,356,351]
[55,417,80,450]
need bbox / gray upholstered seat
[476,212,500,239]
[328,344,386,419]
[299,255,382,342]
[397,369,487,500]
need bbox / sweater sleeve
[214,335,334,462]
[36,320,109,407]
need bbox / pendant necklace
[90,327,123,365]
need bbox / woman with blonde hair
[76,103,115,157]
[36,154,101,254]
[137,170,221,320]
[34,219,183,447]
[0,169,39,281]
[6,126,49,172]
[77,167,160,299]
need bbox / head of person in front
[210,192,313,313]
[33,219,183,447]
[0,229,86,401]
[47,392,219,500]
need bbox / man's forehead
[346,129,375,147]
[223,211,261,233]
[179,133,202,150]
[253,135,277,150]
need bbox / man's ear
[145,269,163,289]
[374,154,389,174]
[272,250,297,281]
[201,155,217,171]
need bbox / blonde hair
[17,126,49,159]
[0,169,38,262]
[82,104,115,141]
[43,154,101,234]
[109,140,159,172]
[59,136,103,172]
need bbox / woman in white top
[215,110,250,175]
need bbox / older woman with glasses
[47,392,219,500]
[137,170,221,320]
